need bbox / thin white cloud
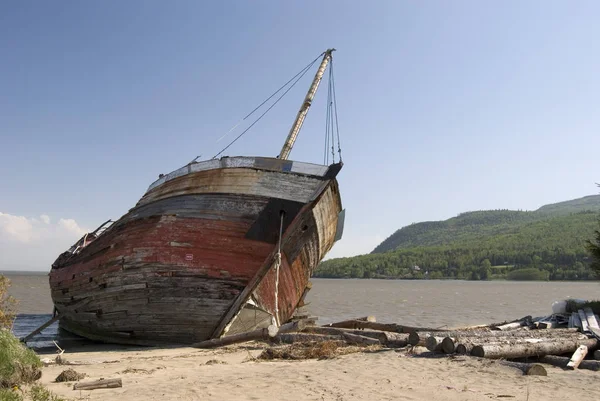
[0,212,35,242]
[0,212,89,270]
[58,218,87,237]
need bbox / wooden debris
[425,336,447,352]
[540,355,600,371]
[192,325,279,348]
[441,337,457,354]
[578,310,589,332]
[566,345,588,369]
[193,319,309,348]
[536,321,556,329]
[327,316,376,328]
[572,312,582,329]
[303,326,409,347]
[496,361,547,376]
[341,332,381,346]
[456,342,475,355]
[73,378,122,390]
[492,316,532,331]
[326,320,442,334]
[278,319,309,333]
[471,337,597,359]
[412,328,578,349]
[583,308,599,329]
[275,333,339,344]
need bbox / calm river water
[4,272,599,329]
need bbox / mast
[278,48,335,160]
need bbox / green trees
[507,268,549,281]
[480,259,492,280]
[586,220,600,277]
[316,208,600,281]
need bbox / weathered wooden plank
[584,308,599,330]
[567,345,588,369]
[572,312,582,329]
[578,310,589,332]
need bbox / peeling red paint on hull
[49,159,343,345]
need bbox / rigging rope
[329,64,335,164]
[212,52,325,159]
[331,59,343,162]
[274,211,285,326]
[324,58,341,165]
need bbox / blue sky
[1,1,599,270]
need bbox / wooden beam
[21,315,59,343]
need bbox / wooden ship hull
[49,157,344,345]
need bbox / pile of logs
[191,307,600,376]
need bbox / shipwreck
[49,49,344,345]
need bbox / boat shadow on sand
[12,314,183,355]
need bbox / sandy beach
[34,342,598,401]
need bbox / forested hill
[372,195,600,253]
[315,194,600,281]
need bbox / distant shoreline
[0,270,48,275]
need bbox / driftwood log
[496,361,547,376]
[73,378,122,390]
[275,333,340,344]
[304,326,409,347]
[447,330,584,355]
[326,316,376,327]
[425,336,447,352]
[327,320,443,334]
[539,355,600,371]
[410,328,576,348]
[471,337,598,359]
